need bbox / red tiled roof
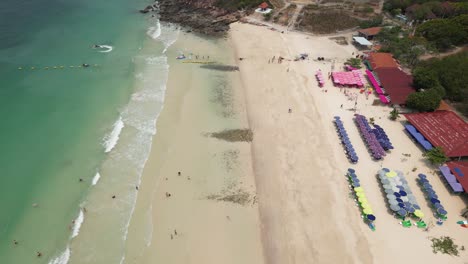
[259,2,269,9]
[368,53,399,69]
[404,111,468,157]
[358,27,382,36]
[374,68,414,104]
[447,161,468,192]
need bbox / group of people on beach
[268,55,284,64]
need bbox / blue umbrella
[429,193,439,199]
[393,192,401,198]
[437,208,447,215]
[399,191,407,197]
[367,214,376,221]
[396,198,403,203]
[397,209,407,217]
[407,207,415,213]
[433,203,443,209]
[413,204,421,210]
[352,182,361,187]
[430,198,440,204]
[423,183,433,189]
[383,168,390,172]
[398,203,405,208]
[348,168,355,173]
[418,174,427,179]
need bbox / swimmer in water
[93,44,102,48]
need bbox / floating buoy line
[17,64,100,71]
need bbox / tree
[413,67,439,90]
[424,146,449,165]
[389,108,400,120]
[345,58,362,69]
[406,89,441,112]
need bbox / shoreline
[122,30,265,264]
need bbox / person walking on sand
[174,229,177,235]
[288,108,292,113]
[340,104,343,109]
[178,171,181,176]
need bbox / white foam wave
[103,116,124,153]
[98,45,113,53]
[147,20,161,40]
[48,247,70,264]
[91,172,101,186]
[71,209,84,239]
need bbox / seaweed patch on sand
[200,64,239,71]
[209,129,253,142]
[206,189,252,206]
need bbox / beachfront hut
[404,111,468,159]
[259,2,269,11]
[373,68,414,105]
[352,37,372,50]
[358,27,382,40]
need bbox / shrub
[424,146,449,165]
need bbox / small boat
[176,54,186,60]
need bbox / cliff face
[142,0,240,35]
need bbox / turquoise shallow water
[0,0,155,262]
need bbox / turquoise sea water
[0,0,168,263]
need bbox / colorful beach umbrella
[397,209,407,217]
[414,210,424,218]
[356,192,366,198]
[354,187,364,193]
[437,208,447,216]
[367,214,376,221]
[390,204,400,211]
[358,197,368,203]
[386,171,397,178]
[363,208,374,215]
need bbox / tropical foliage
[416,15,468,51]
[389,108,400,120]
[423,146,449,165]
[430,236,459,256]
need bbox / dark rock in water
[139,5,154,14]
[144,0,241,36]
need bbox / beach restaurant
[404,111,468,159]
[353,37,373,49]
[370,67,414,105]
[439,161,468,194]
[358,27,382,40]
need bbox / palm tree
[389,108,400,120]
[423,146,449,165]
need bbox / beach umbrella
[407,207,415,214]
[428,193,439,200]
[397,209,407,217]
[457,220,468,225]
[399,191,407,197]
[356,192,366,198]
[392,187,400,193]
[352,182,361,187]
[354,187,364,193]
[382,168,390,172]
[386,194,396,200]
[433,203,443,209]
[386,171,397,178]
[401,197,409,202]
[398,203,405,208]
[396,198,403,203]
[393,192,401,198]
[382,184,391,190]
[390,204,400,211]
[348,168,355,173]
[423,183,433,189]
[418,173,427,179]
[381,179,390,185]
[358,197,368,203]
[389,199,399,205]
[413,204,421,210]
[361,202,371,209]
[403,202,412,208]
[414,210,424,218]
[430,198,441,204]
[367,214,376,221]
[437,208,447,216]
[385,189,394,194]
[363,208,373,215]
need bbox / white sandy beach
[125,22,468,264]
[230,22,468,264]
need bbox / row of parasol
[316,70,325,87]
[371,124,394,151]
[332,70,366,87]
[347,168,376,230]
[355,115,386,160]
[418,174,448,220]
[378,169,426,223]
[334,117,358,163]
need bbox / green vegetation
[406,88,442,112]
[215,0,270,11]
[423,146,449,165]
[345,58,362,69]
[263,12,272,21]
[359,15,383,29]
[430,236,459,256]
[389,108,400,120]
[416,15,468,51]
[376,27,426,67]
[384,0,468,20]
[412,52,468,115]
[210,129,253,142]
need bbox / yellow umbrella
[386,171,397,178]
[358,197,368,203]
[356,192,366,198]
[354,187,364,193]
[414,210,424,218]
[363,208,374,215]
[361,202,371,209]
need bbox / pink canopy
[332,70,366,87]
[366,70,389,104]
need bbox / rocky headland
[140,0,241,35]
